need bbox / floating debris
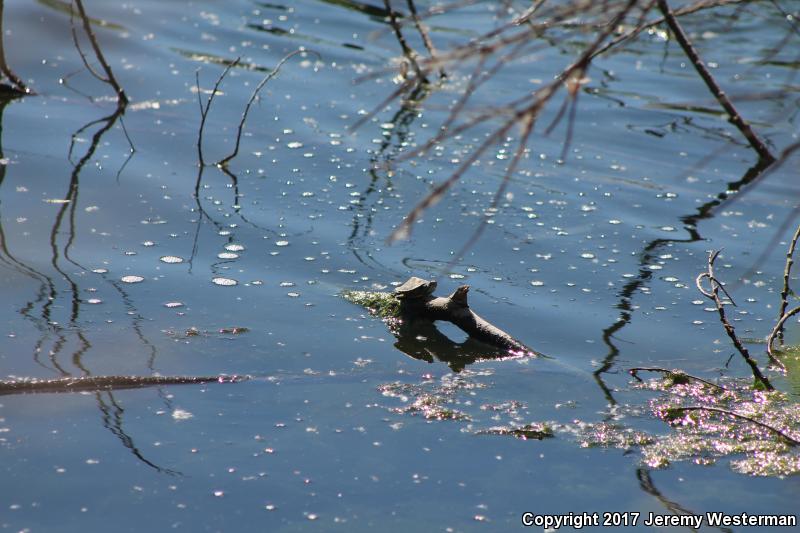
[219,327,249,335]
[477,423,555,440]
[160,255,184,264]
[172,409,194,421]
[212,277,238,286]
[120,275,144,283]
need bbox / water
[1,1,799,531]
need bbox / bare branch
[697,251,776,386]
[196,57,241,167]
[405,0,445,78]
[656,0,774,162]
[767,306,800,360]
[0,0,30,94]
[73,0,128,105]
[384,0,428,83]
[776,223,800,342]
[628,366,728,391]
[218,49,314,166]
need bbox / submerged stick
[669,406,800,446]
[628,367,727,392]
[0,374,247,395]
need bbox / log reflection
[393,318,515,373]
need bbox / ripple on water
[212,277,238,286]
[121,275,144,283]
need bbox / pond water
[1,1,799,531]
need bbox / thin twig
[0,0,30,94]
[670,406,800,446]
[384,0,428,84]
[388,0,640,242]
[767,305,800,360]
[70,6,108,85]
[628,367,727,391]
[697,251,776,387]
[405,0,445,78]
[441,111,535,274]
[118,115,135,154]
[195,58,240,167]
[218,50,314,166]
[73,0,128,105]
[590,0,749,60]
[656,0,774,162]
[388,117,515,241]
[512,0,549,26]
[777,223,800,341]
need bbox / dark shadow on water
[394,318,517,373]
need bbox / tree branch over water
[656,0,774,162]
[72,0,128,106]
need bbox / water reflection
[595,157,774,404]
[95,391,181,475]
[393,318,516,373]
[0,1,29,94]
[348,83,430,272]
[636,468,733,533]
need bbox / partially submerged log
[344,277,537,356]
[0,374,247,395]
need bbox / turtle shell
[394,277,437,299]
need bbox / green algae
[376,368,800,477]
[342,290,402,319]
[637,375,800,476]
[379,380,474,421]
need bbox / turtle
[394,277,437,300]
